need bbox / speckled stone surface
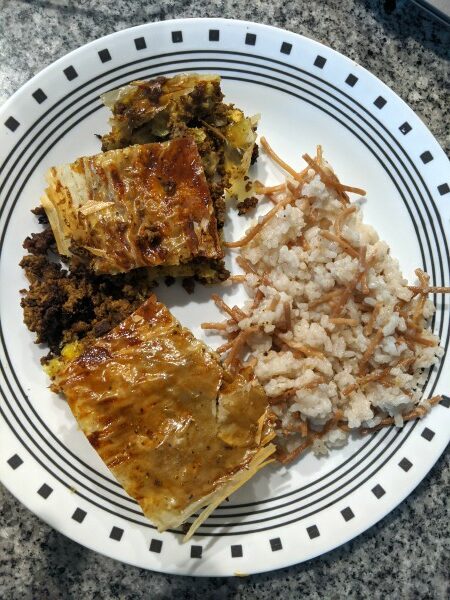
[0,1,449,598]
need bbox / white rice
[221,165,444,460]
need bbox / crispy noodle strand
[228,274,247,283]
[360,396,442,434]
[359,329,384,373]
[236,256,257,274]
[276,336,325,359]
[364,302,381,336]
[329,318,359,326]
[309,289,343,309]
[334,205,357,237]
[321,230,360,259]
[224,194,296,248]
[260,137,309,183]
[302,153,366,200]
[223,326,259,371]
[211,294,241,322]
[201,322,229,331]
[254,181,287,195]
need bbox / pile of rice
[203,141,447,463]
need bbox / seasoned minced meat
[23,228,56,256]
[250,143,259,165]
[31,205,49,225]
[20,224,156,358]
[182,277,196,295]
[20,219,229,359]
[237,196,259,216]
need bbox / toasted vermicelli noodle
[204,143,449,463]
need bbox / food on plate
[204,139,449,463]
[41,137,223,275]
[51,295,275,537]
[18,70,448,538]
[101,73,259,207]
[20,210,156,357]
[20,73,259,358]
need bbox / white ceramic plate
[0,18,449,577]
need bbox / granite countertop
[0,1,448,598]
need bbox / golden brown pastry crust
[53,295,274,532]
[42,138,223,274]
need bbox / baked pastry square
[53,295,275,535]
[41,137,223,275]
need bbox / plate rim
[1,16,448,157]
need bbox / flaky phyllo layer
[39,73,258,283]
[21,73,259,358]
[53,296,275,537]
[41,138,223,274]
[100,74,259,205]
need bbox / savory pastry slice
[100,73,259,210]
[41,137,223,276]
[52,295,275,536]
